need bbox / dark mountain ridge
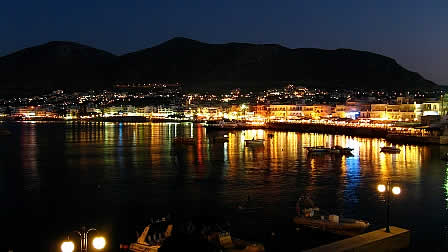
[0,37,437,95]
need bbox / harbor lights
[61,226,106,252]
[377,179,401,233]
[61,240,75,252]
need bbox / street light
[61,226,106,252]
[92,237,106,250]
[61,241,75,252]
[377,179,401,233]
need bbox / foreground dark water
[1,121,448,251]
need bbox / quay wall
[305,226,410,252]
[386,134,448,145]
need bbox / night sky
[1,0,447,84]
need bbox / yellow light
[92,236,106,250]
[61,241,75,252]
[392,186,401,195]
[377,184,386,193]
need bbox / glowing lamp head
[92,236,106,250]
[377,184,386,193]
[61,241,75,252]
[392,186,401,195]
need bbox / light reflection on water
[1,121,447,250]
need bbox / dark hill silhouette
[0,41,118,95]
[0,37,437,95]
[116,37,436,89]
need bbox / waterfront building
[103,106,125,117]
[441,93,448,116]
[301,105,332,119]
[266,104,303,121]
[152,106,175,119]
[333,102,361,119]
[386,104,418,122]
[360,104,371,119]
[11,106,58,118]
[253,105,268,118]
[422,101,441,116]
[194,107,223,121]
[370,104,388,120]
[66,108,79,119]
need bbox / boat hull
[380,147,401,153]
[293,216,369,237]
[245,140,264,146]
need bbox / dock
[305,226,410,252]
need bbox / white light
[92,236,106,250]
[392,186,401,195]
[61,241,75,252]
[377,184,386,193]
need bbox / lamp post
[61,226,106,252]
[377,179,401,233]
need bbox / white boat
[380,146,401,153]
[294,196,370,237]
[245,139,264,146]
[304,146,331,154]
[130,219,172,252]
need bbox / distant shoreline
[3,117,443,145]
[1,117,387,137]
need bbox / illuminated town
[2,84,447,140]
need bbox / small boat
[380,146,401,153]
[293,196,369,237]
[245,138,264,146]
[304,146,331,154]
[130,218,172,252]
[332,146,354,155]
[172,137,195,145]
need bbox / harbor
[2,122,448,251]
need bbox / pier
[305,226,410,252]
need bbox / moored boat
[333,145,354,155]
[130,218,172,252]
[172,137,195,145]
[304,146,331,154]
[245,138,264,146]
[293,196,369,237]
[293,216,370,237]
[380,146,401,153]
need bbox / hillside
[116,37,436,89]
[0,38,437,95]
[0,41,118,95]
